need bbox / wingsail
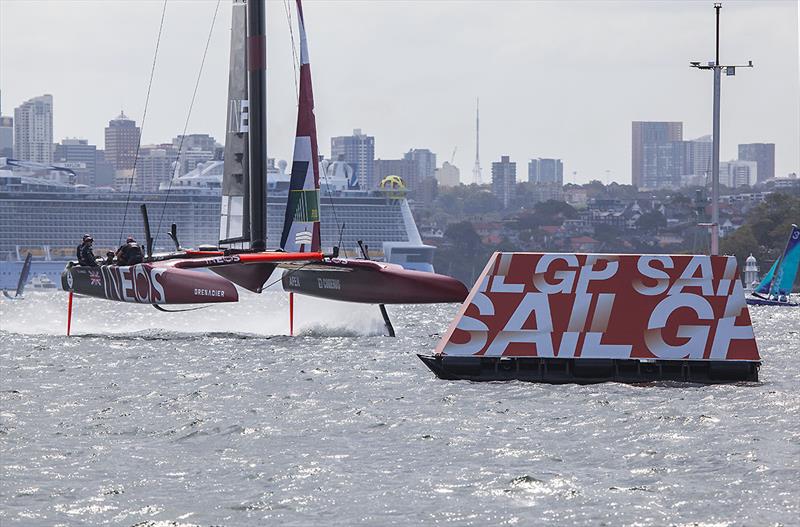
[3,253,32,300]
[775,224,800,296]
[280,0,321,254]
[753,224,800,300]
[219,0,250,247]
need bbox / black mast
[246,0,267,250]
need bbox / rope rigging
[118,0,168,247]
[153,0,222,249]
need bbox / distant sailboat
[747,224,800,307]
[3,253,32,300]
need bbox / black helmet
[83,234,93,242]
[126,236,136,243]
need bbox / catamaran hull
[745,296,798,307]
[418,355,760,384]
[61,264,238,304]
[281,260,468,304]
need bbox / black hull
[417,355,760,385]
[746,296,798,307]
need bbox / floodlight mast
[690,2,752,255]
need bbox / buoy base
[417,355,760,385]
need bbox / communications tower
[472,98,482,185]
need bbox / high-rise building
[172,134,218,175]
[331,129,374,189]
[528,158,563,185]
[133,147,173,192]
[104,111,140,171]
[54,138,97,186]
[720,160,757,188]
[435,162,460,187]
[94,150,115,187]
[14,94,54,163]
[738,143,775,183]
[404,148,436,181]
[374,158,416,190]
[491,155,516,209]
[631,121,682,188]
[0,115,12,158]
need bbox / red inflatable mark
[436,253,759,362]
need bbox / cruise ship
[0,161,436,289]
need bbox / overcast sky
[1,0,798,184]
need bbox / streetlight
[690,3,753,255]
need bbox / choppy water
[1,290,799,526]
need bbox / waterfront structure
[0,115,12,158]
[491,155,516,208]
[104,111,140,171]
[631,121,682,188]
[331,129,374,189]
[743,253,759,289]
[738,143,775,183]
[528,158,563,185]
[54,139,97,186]
[720,159,757,188]
[1,171,434,282]
[436,161,460,187]
[14,95,53,163]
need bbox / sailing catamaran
[60,0,466,330]
[746,224,800,307]
[3,252,32,300]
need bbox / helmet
[83,234,93,242]
[126,236,136,243]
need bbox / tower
[744,253,759,289]
[472,98,482,185]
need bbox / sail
[775,224,800,296]
[754,259,778,295]
[15,253,32,297]
[219,0,250,246]
[280,0,321,253]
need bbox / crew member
[76,234,99,267]
[116,236,144,266]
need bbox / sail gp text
[443,253,757,360]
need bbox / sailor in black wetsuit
[76,234,99,267]
[115,237,144,266]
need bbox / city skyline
[1,1,798,184]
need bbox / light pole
[690,3,752,255]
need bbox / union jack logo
[89,270,102,286]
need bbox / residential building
[374,158,416,192]
[134,147,174,192]
[491,155,516,209]
[528,158,563,185]
[0,116,12,157]
[331,129,375,189]
[54,138,97,186]
[435,162,460,187]
[104,111,140,171]
[738,143,775,183]
[94,150,115,187]
[404,148,436,181]
[631,121,682,188]
[720,160,757,188]
[14,94,54,163]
